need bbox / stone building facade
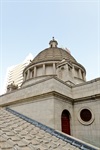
[0,38,100,148]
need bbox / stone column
[43,64,46,75]
[83,72,86,81]
[34,66,37,77]
[27,69,30,79]
[53,63,56,74]
[79,69,82,79]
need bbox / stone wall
[72,78,100,99]
[53,97,73,133]
[0,76,100,147]
[9,97,55,128]
[73,99,100,147]
[0,77,72,106]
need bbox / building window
[80,109,92,122]
[78,107,94,125]
[25,71,27,80]
[61,110,71,135]
[32,71,34,78]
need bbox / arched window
[61,110,70,135]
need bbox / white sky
[0,0,100,94]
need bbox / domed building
[0,38,100,149]
[22,38,86,88]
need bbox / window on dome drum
[80,109,92,122]
[61,110,70,135]
[82,71,84,80]
[25,72,27,80]
[32,71,34,78]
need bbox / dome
[30,38,77,65]
[31,47,77,65]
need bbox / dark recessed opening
[80,109,92,122]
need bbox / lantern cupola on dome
[49,37,58,48]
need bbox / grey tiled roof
[0,108,99,150]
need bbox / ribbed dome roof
[31,47,77,64]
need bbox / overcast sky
[0,0,100,94]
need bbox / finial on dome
[49,37,58,48]
[52,37,54,40]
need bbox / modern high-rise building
[4,53,33,93]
